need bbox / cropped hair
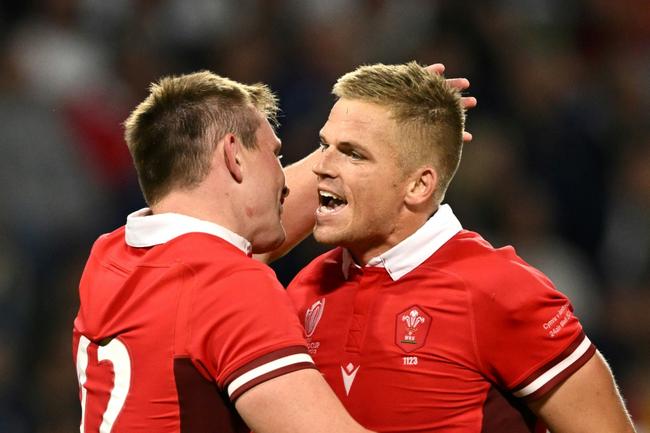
[124,70,279,205]
[333,62,465,202]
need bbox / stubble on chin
[313,227,342,247]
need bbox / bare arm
[236,368,373,433]
[254,150,320,263]
[529,351,636,433]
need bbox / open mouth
[280,186,289,205]
[318,190,347,214]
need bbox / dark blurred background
[0,0,648,431]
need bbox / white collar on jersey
[125,208,252,256]
[342,204,462,281]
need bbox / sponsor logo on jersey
[395,305,431,353]
[304,298,325,338]
[340,362,360,396]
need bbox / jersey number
[76,336,132,433]
[403,356,418,365]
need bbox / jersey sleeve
[187,264,315,402]
[471,261,596,401]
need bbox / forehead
[254,112,281,149]
[320,98,396,145]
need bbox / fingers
[461,96,476,142]
[460,96,477,110]
[426,67,472,98]
[445,78,478,109]
[446,78,470,90]
[425,63,445,75]
[425,64,476,143]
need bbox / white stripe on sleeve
[513,336,591,398]
[227,353,314,398]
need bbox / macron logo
[340,363,360,396]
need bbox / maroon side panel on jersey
[174,358,248,433]
[480,386,544,433]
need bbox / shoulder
[144,233,281,293]
[84,226,131,270]
[430,230,558,306]
[180,235,281,285]
[90,225,126,254]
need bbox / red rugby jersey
[73,209,314,433]
[288,205,595,433]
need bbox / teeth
[318,189,347,210]
[318,205,337,214]
[319,191,343,200]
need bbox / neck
[152,188,246,240]
[348,205,438,266]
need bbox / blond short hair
[124,71,279,205]
[333,62,465,203]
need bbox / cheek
[355,185,399,220]
[268,159,284,184]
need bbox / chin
[313,228,345,246]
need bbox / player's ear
[223,133,243,183]
[404,166,437,207]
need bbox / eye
[276,154,284,161]
[343,147,365,161]
[318,141,329,151]
[349,151,363,160]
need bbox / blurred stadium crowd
[0,0,648,431]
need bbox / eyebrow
[319,134,367,152]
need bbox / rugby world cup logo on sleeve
[304,298,325,338]
[395,305,431,353]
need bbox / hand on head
[426,63,477,142]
